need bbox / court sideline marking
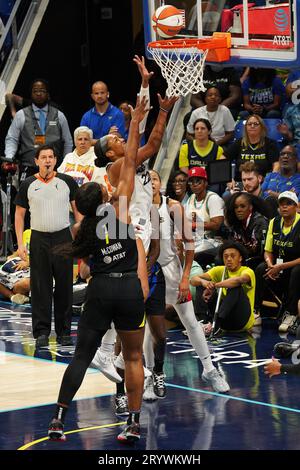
[17,382,300,450]
[166,383,300,414]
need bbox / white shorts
[161,256,182,306]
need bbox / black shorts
[79,273,145,331]
[145,262,166,316]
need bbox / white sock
[115,351,125,370]
[143,321,154,370]
[174,301,214,374]
[99,324,117,355]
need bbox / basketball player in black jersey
[48,96,149,444]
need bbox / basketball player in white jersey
[93,55,153,204]
[89,58,177,411]
[148,170,230,393]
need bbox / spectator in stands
[57,126,110,191]
[187,86,235,148]
[57,126,113,219]
[166,170,190,207]
[254,191,300,331]
[240,67,285,119]
[179,118,225,174]
[119,100,146,147]
[5,91,60,119]
[239,162,264,197]
[190,240,255,334]
[282,67,300,116]
[261,145,300,200]
[185,166,224,268]
[190,65,242,120]
[80,81,126,143]
[224,114,280,180]
[225,161,263,198]
[223,161,278,217]
[225,192,269,269]
[4,79,73,178]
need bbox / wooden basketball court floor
[1,301,300,455]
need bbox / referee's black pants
[30,228,73,339]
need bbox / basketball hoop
[148,33,231,97]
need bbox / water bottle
[231,162,236,181]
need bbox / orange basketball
[152,5,184,39]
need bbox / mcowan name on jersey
[101,242,123,256]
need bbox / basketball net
[148,33,231,98]
[148,45,208,97]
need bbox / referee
[14,144,80,348]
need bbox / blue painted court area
[1,302,300,452]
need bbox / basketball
[152,5,184,38]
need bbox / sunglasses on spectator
[246,121,260,127]
[188,178,205,186]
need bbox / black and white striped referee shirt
[15,172,78,233]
